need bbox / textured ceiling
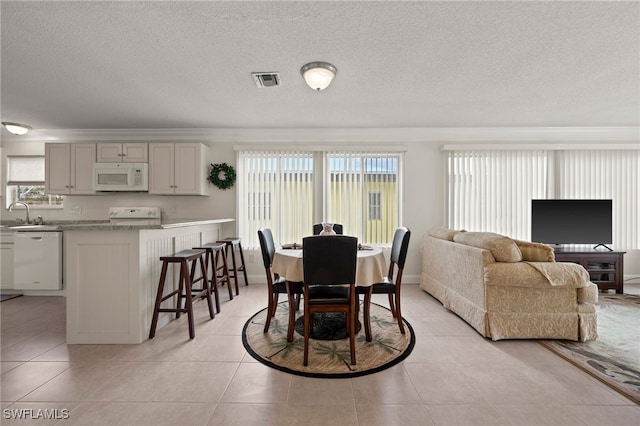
[1,1,639,132]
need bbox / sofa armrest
[514,239,555,262]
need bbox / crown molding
[1,126,638,144]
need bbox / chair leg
[175,264,185,319]
[349,295,356,365]
[237,242,249,286]
[201,255,215,319]
[228,244,240,296]
[210,257,221,314]
[216,250,234,301]
[303,304,311,366]
[388,293,396,317]
[263,293,279,333]
[394,290,405,334]
[149,261,169,339]
[363,287,373,342]
[181,261,195,339]
[286,291,296,343]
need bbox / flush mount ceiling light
[2,122,32,135]
[300,62,337,91]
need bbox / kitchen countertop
[0,218,235,232]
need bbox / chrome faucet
[8,201,31,224]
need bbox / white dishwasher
[14,232,62,290]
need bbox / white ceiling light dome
[300,62,337,91]
[2,122,32,135]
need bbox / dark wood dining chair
[357,227,411,340]
[312,223,344,235]
[302,235,358,366]
[258,227,302,342]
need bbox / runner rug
[242,301,415,378]
[539,293,640,404]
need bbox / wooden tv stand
[553,249,625,294]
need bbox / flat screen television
[531,199,612,246]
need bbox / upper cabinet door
[174,143,203,195]
[122,143,148,162]
[148,143,176,194]
[45,143,71,194]
[96,144,122,162]
[70,144,97,194]
[97,143,148,163]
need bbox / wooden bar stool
[149,249,214,340]
[217,237,248,295]
[193,242,233,312]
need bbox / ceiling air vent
[252,72,281,88]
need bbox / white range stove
[108,207,161,226]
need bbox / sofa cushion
[453,232,523,262]
[428,226,465,241]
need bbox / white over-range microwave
[93,163,149,191]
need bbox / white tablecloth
[272,248,387,287]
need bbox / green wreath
[208,163,236,190]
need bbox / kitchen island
[63,218,234,344]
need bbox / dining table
[272,245,387,341]
[272,246,387,287]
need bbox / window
[238,149,403,248]
[326,152,400,244]
[445,148,639,250]
[5,156,63,208]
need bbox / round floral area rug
[242,301,415,378]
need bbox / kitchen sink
[9,225,61,231]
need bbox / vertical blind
[556,150,639,250]
[447,150,548,240]
[325,151,401,244]
[237,151,314,249]
[446,148,639,250]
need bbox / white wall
[2,138,638,284]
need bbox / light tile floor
[1,284,639,425]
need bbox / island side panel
[66,230,140,344]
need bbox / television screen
[531,199,612,245]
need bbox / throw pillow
[453,232,523,262]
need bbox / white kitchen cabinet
[97,143,148,163]
[1,232,14,290]
[148,143,208,195]
[45,143,96,194]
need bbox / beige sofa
[420,227,598,341]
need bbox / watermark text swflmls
[3,408,70,420]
